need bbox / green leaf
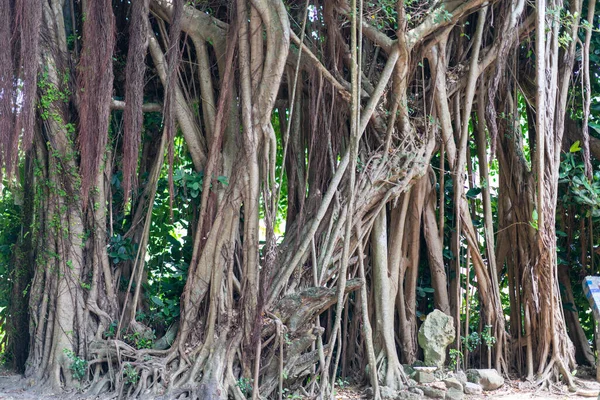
[466,187,482,199]
[166,235,180,246]
[589,122,600,135]
[570,140,581,153]
[217,175,229,186]
[151,296,164,307]
[530,209,538,230]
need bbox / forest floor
[0,369,599,399]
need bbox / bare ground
[0,371,599,399]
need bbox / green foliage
[449,348,463,371]
[530,209,539,230]
[335,377,350,388]
[433,7,452,24]
[123,331,155,350]
[37,68,71,123]
[64,349,87,381]
[236,377,253,396]
[281,388,302,399]
[416,286,435,298]
[461,332,481,352]
[481,325,497,349]
[103,320,118,339]
[123,363,139,386]
[108,234,138,264]
[559,150,600,215]
[0,186,23,361]
[365,1,398,31]
[173,167,204,198]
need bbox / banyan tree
[0,0,598,398]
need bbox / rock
[407,379,418,388]
[466,369,504,391]
[463,382,483,395]
[434,369,446,380]
[574,389,598,398]
[414,371,435,383]
[363,387,397,399]
[397,391,421,400]
[379,386,398,399]
[418,309,456,368]
[403,364,416,378]
[421,386,446,399]
[409,387,424,396]
[445,388,465,400]
[443,377,463,391]
[454,371,467,387]
[430,381,447,391]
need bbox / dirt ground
[0,370,599,399]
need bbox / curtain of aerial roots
[493,0,580,383]
[428,7,508,373]
[111,1,439,398]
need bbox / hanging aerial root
[122,0,150,200]
[77,0,116,206]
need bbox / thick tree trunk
[372,209,404,388]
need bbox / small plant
[124,331,155,349]
[123,363,139,385]
[336,377,350,388]
[449,348,463,371]
[135,310,147,322]
[433,7,453,24]
[103,320,118,339]
[461,332,481,352]
[64,349,87,381]
[282,388,302,399]
[236,377,253,396]
[481,325,497,349]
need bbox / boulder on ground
[364,386,399,399]
[414,371,435,383]
[466,369,504,391]
[445,387,465,400]
[409,386,424,396]
[417,309,455,368]
[454,371,467,387]
[463,382,483,395]
[397,391,421,400]
[421,386,446,399]
[443,377,463,391]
